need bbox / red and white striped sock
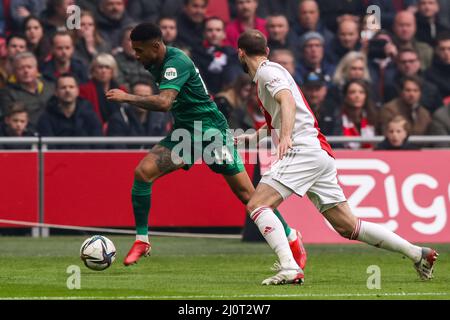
[250,206,299,270]
[352,219,422,263]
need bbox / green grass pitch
[0,236,448,300]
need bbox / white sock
[136,234,149,243]
[287,228,297,242]
[250,207,299,270]
[354,220,422,263]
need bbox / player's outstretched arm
[235,123,269,145]
[106,88,178,112]
[275,89,296,159]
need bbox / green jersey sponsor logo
[164,67,178,80]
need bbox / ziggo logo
[336,159,448,235]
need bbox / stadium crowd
[0,0,449,150]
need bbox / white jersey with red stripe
[254,60,334,158]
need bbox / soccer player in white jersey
[236,29,438,285]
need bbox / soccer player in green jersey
[106,22,306,275]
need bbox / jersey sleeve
[260,65,291,98]
[159,57,191,92]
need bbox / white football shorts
[260,148,347,213]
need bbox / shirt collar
[253,59,269,82]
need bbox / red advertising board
[0,150,449,243]
[43,152,252,227]
[261,150,450,243]
[0,152,38,226]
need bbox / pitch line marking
[2,292,449,300]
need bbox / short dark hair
[130,23,162,42]
[56,73,79,87]
[397,47,419,57]
[183,0,208,6]
[400,75,422,90]
[157,15,177,25]
[5,102,28,117]
[238,29,267,56]
[6,33,27,46]
[436,30,450,45]
[51,31,74,46]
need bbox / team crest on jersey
[164,68,178,80]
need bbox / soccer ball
[80,235,116,271]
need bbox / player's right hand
[277,136,292,160]
[106,89,129,103]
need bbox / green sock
[131,179,153,235]
[273,208,292,237]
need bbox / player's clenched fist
[106,89,129,102]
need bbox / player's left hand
[277,136,292,160]
[106,89,129,103]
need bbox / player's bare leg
[246,183,304,285]
[322,202,438,280]
[223,172,307,270]
[124,144,184,266]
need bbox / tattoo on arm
[128,89,178,112]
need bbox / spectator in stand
[23,16,51,67]
[158,16,180,46]
[2,34,27,81]
[226,0,268,49]
[292,0,334,49]
[0,37,7,88]
[385,48,442,114]
[428,103,450,137]
[269,49,296,78]
[214,73,253,130]
[380,75,431,135]
[41,0,75,36]
[415,0,449,46]
[331,51,372,101]
[9,0,46,31]
[315,0,365,33]
[95,0,135,51]
[115,25,153,91]
[192,16,242,95]
[0,102,36,149]
[426,31,450,100]
[392,10,433,70]
[367,30,398,107]
[37,73,103,149]
[376,115,419,150]
[126,0,164,24]
[266,13,299,53]
[79,53,124,127]
[177,0,208,50]
[302,71,340,136]
[107,81,173,149]
[325,17,361,65]
[256,0,300,26]
[0,52,54,126]
[337,79,378,150]
[73,10,111,67]
[294,31,335,87]
[41,31,89,84]
[127,0,184,24]
[366,0,401,32]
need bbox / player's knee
[334,225,353,239]
[246,200,261,215]
[134,164,158,183]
